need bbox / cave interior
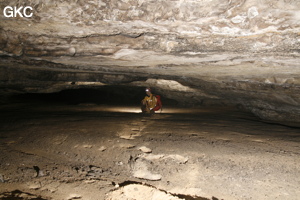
[1,0,300,200]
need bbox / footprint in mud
[118,124,142,140]
[118,119,153,140]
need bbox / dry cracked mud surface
[0,102,300,200]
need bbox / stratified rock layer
[0,0,300,124]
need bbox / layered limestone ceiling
[0,0,300,125]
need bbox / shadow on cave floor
[0,190,47,200]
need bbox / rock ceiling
[0,0,300,125]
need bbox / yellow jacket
[142,94,157,110]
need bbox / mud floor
[0,102,300,200]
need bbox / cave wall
[0,0,300,124]
[1,0,300,56]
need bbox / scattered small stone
[68,194,82,200]
[139,146,152,153]
[119,143,135,149]
[133,170,162,181]
[33,166,40,177]
[90,165,103,172]
[87,165,103,178]
[141,154,164,160]
[166,154,189,164]
[84,180,96,183]
[116,161,124,166]
[132,159,161,181]
[28,182,41,189]
[38,170,45,177]
[119,135,134,140]
[0,174,4,183]
[140,153,188,164]
[83,144,93,148]
[98,146,107,151]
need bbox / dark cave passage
[1,86,299,134]
[2,86,300,131]
[1,87,300,200]
[7,86,179,107]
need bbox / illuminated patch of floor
[106,182,210,200]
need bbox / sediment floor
[0,103,300,200]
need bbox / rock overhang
[0,0,300,125]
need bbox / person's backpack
[153,95,162,112]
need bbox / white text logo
[3,6,33,18]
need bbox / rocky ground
[0,102,300,200]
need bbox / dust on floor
[0,104,300,200]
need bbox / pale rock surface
[139,146,152,153]
[106,184,182,200]
[132,159,162,181]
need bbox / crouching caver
[141,88,162,113]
